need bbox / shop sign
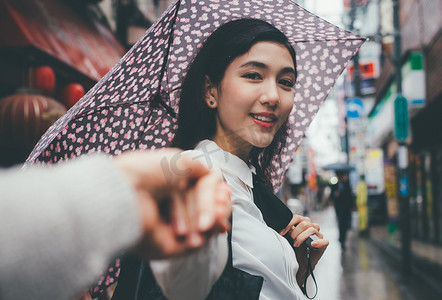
[402,52,425,108]
[399,175,409,196]
[394,95,409,142]
[366,90,394,147]
[365,149,384,194]
[384,160,399,221]
[346,97,364,119]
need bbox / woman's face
[206,41,295,160]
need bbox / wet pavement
[306,207,442,300]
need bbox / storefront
[410,98,442,244]
[0,0,125,166]
[367,32,442,245]
[0,0,125,95]
[409,30,442,245]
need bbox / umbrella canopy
[322,162,355,172]
[26,0,365,191]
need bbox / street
[307,207,441,300]
[0,0,441,300]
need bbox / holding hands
[114,149,232,259]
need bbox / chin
[250,137,274,149]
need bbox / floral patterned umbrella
[27,0,364,191]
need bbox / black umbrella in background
[322,162,355,172]
[26,0,365,191]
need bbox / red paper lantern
[0,91,67,166]
[62,83,85,109]
[33,66,56,94]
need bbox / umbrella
[24,0,364,296]
[322,162,355,172]
[26,0,365,193]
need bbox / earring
[209,100,215,106]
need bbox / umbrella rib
[151,92,177,118]
[151,0,182,104]
[69,93,176,124]
[287,0,366,40]
[72,0,182,122]
[293,37,366,43]
[71,101,151,120]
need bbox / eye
[279,78,295,88]
[242,72,262,80]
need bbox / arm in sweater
[0,155,141,300]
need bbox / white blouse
[150,140,305,300]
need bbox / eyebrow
[240,61,296,77]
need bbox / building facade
[366,0,442,245]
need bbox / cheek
[216,102,242,128]
[223,88,250,105]
[218,90,252,114]
[281,97,294,119]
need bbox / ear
[204,75,218,108]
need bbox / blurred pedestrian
[331,171,353,251]
[0,149,231,300]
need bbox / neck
[211,136,252,162]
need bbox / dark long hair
[172,18,297,187]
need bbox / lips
[250,113,277,128]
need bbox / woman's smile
[250,112,278,128]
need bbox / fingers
[181,179,204,248]
[279,214,310,235]
[213,183,232,232]
[291,225,318,248]
[310,237,329,249]
[281,214,326,249]
[171,179,203,249]
[136,222,190,259]
[191,170,231,236]
[170,189,189,236]
[193,171,221,231]
[169,165,230,250]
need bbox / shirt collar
[195,140,254,188]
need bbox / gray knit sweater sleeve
[0,155,142,300]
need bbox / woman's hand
[279,214,329,287]
[114,149,232,259]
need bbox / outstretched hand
[114,149,232,259]
[279,214,329,287]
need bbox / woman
[112,18,328,300]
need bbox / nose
[260,81,280,106]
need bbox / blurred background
[0,0,441,299]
